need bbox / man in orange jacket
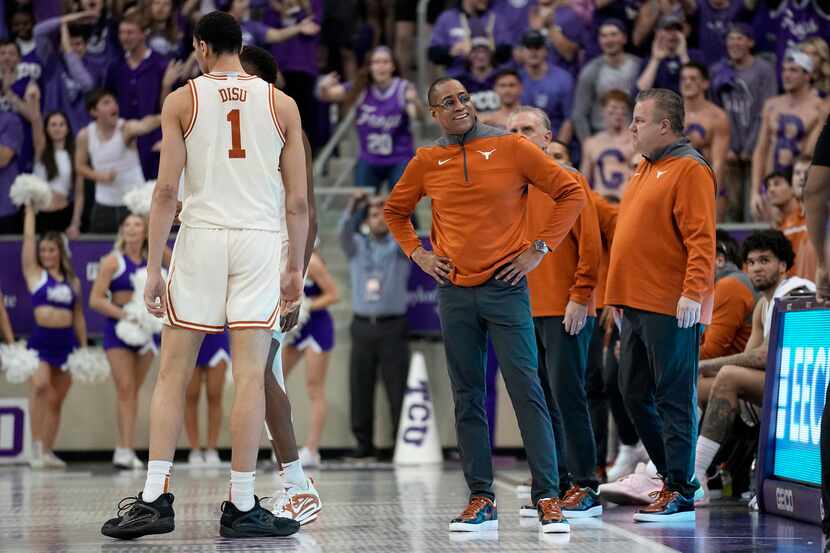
[506,107,604,519]
[605,88,717,522]
[384,77,586,534]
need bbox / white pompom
[63,347,109,383]
[0,341,40,383]
[123,181,156,216]
[115,315,152,347]
[10,174,53,211]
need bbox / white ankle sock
[282,459,306,488]
[695,436,721,479]
[230,471,255,512]
[143,460,172,502]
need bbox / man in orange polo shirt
[605,88,717,522]
[384,77,586,534]
[506,107,604,519]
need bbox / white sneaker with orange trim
[269,477,321,526]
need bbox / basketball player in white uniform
[101,12,308,540]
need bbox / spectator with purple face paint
[519,30,574,144]
[0,39,41,173]
[428,0,513,77]
[105,10,180,180]
[220,0,320,48]
[318,46,423,193]
[457,36,500,116]
[759,0,830,76]
[710,23,777,222]
[34,11,105,138]
[0,111,24,234]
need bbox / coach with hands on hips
[384,77,586,534]
[605,89,716,522]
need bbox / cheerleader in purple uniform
[282,251,339,467]
[22,204,86,468]
[89,213,171,469]
[184,331,230,467]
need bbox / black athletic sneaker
[220,496,300,538]
[101,493,175,540]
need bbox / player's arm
[275,89,310,299]
[712,110,730,188]
[699,299,768,377]
[301,131,317,274]
[147,89,188,278]
[123,114,162,144]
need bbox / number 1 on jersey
[226,109,246,159]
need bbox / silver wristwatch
[533,240,549,255]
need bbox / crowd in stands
[0,1,826,236]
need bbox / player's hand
[280,301,301,333]
[495,247,544,285]
[412,247,452,284]
[144,270,166,318]
[816,265,830,304]
[280,269,303,311]
[676,296,701,328]
[563,300,588,335]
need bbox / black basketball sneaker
[101,493,175,540]
[220,496,300,538]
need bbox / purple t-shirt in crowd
[105,49,169,179]
[491,0,533,44]
[0,112,23,218]
[0,66,39,173]
[84,18,119,82]
[758,0,830,72]
[457,70,500,113]
[695,0,750,66]
[430,7,512,76]
[34,16,104,138]
[241,19,270,48]
[264,0,323,76]
[354,78,414,166]
[520,64,574,135]
[550,5,594,74]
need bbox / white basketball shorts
[165,226,282,332]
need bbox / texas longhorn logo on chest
[477,149,496,160]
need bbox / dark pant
[438,277,558,505]
[36,205,73,234]
[535,316,599,491]
[89,204,130,234]
[349,315,409,452]
[618,308,700,498]
[586,313,608,468]
[604,325,640,446]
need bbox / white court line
[493,477,681,553]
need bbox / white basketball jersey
[180,72,285,232]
